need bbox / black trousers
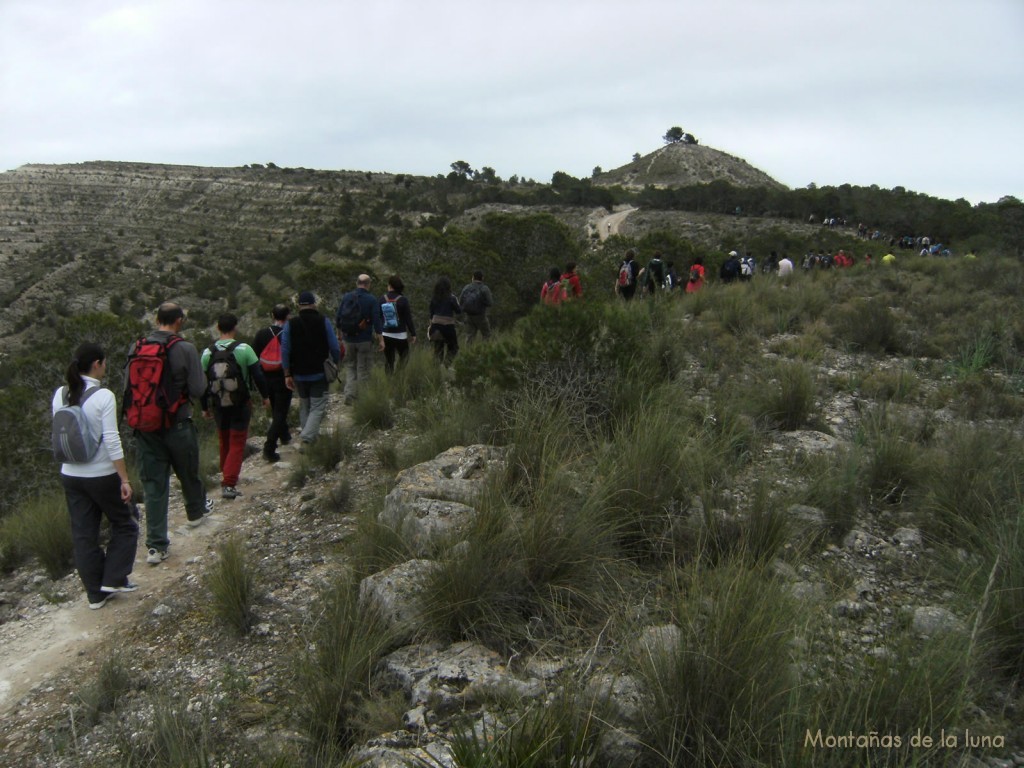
[264,373,293,452]
[61,473,139,602]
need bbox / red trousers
[213,404,251,487]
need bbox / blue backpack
[381,297,400,331]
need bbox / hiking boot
[221,486,242,499]
[263,449,281,463]
[146,548,168,565]
[101,580,139,593]
[88,595,110,610]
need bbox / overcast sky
[1,0,1021,204]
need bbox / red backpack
[259,327,283,372]
[123,336,187,431]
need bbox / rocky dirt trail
[592,206,636,240]
[0,401,351,719]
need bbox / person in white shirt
[52,342,138,609]
[777,256,794,279]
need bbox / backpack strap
[62,384,101,407]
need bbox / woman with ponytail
[52,342,138,609]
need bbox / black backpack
[206,341,248,407]
[337,291,368,335]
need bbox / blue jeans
[296,377,328,443]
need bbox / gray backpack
[52,386,102,463]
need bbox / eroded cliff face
[0,162,397,349]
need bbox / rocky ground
[1,353,1022,767]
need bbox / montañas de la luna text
[805,729,1005,750]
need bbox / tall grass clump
[798,447,864,539]
[293,573,398,754]
[791,629,976,767]
[830,297,901,354]
[3,488,74,579]
[857,407,927,508]
[388,344,445,406]
[350,367,394,430]
[288,426,361,487]
[924,426,1024,544]
[205,535,259,636]
[637,561,800,767]
[77,654,135,727]
[754,359,818,431]
[419,690,608,768]
[117,693,215,768]
[595,399,698,561]
[400,389,497,469]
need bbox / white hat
[728,251,738,257]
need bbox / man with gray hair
[336,274,383,405]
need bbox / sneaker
[221,485,242,499]
[186,515,206,528]
[204,498,215,514]
[263,450,281,463]
[280,436,292,446]
[88,595,110,610]
[146,548,168,565]
[101,580,139,593]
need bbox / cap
[298,290,316,305]
[729,251,738,257]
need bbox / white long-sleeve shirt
[51,376,125,478]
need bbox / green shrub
[798,447,864,539]
[859,366,919,403]
[205,535,259,636]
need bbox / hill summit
[595,141,787,190]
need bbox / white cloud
[1,0,1022,202]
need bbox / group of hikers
[50,233,952,609]
[51,270,496,609]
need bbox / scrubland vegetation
[1,165,1022,765]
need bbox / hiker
[685,257,706,293]
[777,254,794,279]
[561,262,583,300]
[642,252,666,295]
[739,252,756,281]
[252,304,292,463]
[615,249,639,300]
[720,251,741,283]
[281,291,341,447]
[380,274,417,373]
[200,313,270,499]
[665,261,679,291]
[458,270,494,343]
[53,342,138,609]
[541,267,567,306]
[428,275,462,365]
[337,274,384,405]
[124,302,211,566]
